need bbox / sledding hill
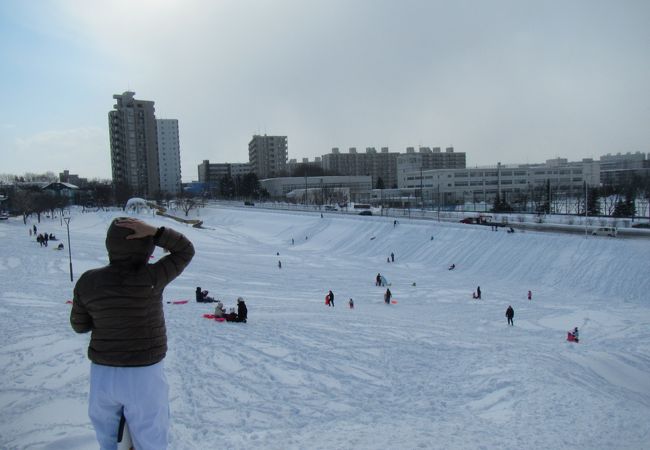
[198,207,649,304]
[1,205,649,450]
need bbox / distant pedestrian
[384,288,392,304]
[349,298,354,309]
[387,257,390,263]
[29,228,32,237]
[376,273,382,286]
[321,213,323,218]
[391,252,394,262]
[393,220,397,227]
[291,238,294,245]
[328,290,334,307]
[527,290,532,301]
[506,305,514,326]
[476,286,481,299]
[33,225,37,234]
[278,260,282,269]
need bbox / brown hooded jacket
[70,218,195,367]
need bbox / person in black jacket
[196,287,215,303]
[237,297,248,322]
[328,290,334,307]
[506,305,514,326]
[385,288,392,304]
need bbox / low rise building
[400,158,600,207]
[260,175,372,203]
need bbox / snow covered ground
[1,205,649,449]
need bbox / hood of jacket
[105,217,155,266]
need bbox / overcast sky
[1,0,649,181]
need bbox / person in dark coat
[391,252,395,262]
[196,287,216,302]
[236,297,248,322]
[376,273,381,286]
[328,290,334,307]
[385,288,392,304]
[70,217,194,449]
[476,286,481,299]
[506,305,514,326]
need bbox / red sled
[325,295,330,305]
[66,300,73,304]
[567,332,579,343]
[203,314,225,322]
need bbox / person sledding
[214,301,226,319]
[472,286,482,299]
[196,286,216,303]
[567,327,579,343]
[224,307,238,322]
[448,263,455,270]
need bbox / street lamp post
[63,216,73,282]
[584,181,588,238]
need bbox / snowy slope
[1,206,649,449]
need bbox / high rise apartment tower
[109,91,160,197]
[156,119,182,195]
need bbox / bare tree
[177,192,198,217]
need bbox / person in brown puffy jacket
[70,217,194,450]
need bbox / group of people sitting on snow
[214,297,248,323]
[196,287,248,322]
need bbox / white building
[156,119,182,195]
[260,175,372,203]
[399,158,600,206]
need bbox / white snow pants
[89,361,169,450]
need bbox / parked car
[460,215,492,225]
[631,223,650,229]
[591,227,617,237]
[358,210,373,216]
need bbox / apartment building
[248,135,288,179]
[156,119,181,195]
[108,91,160,197]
